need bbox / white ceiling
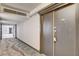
[0,3,41,24]
[0,3,50,24]
[0,12,27,24]
[2,3,41,12]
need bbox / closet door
[40,12,53,56]
[54,4,76,56]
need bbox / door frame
[0,23,2,40]
[39,3,74,54]
[1,23,16,39]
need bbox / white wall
[17,3,51,51]
[2,25,15,38]
[17,13,40,51]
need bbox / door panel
[54,4,76,56]
[0,23,2,40]
[41,12,53,56]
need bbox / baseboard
[17,38,41,53]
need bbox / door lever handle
[53,37,57,43]
[53,27,57,43]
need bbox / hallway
[0,3,79,56]
[0,38,45,56]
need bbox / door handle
[53,37,57,43]
[53,27,57,43]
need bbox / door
[0,23,2,40]
[54,4,76,56]
[2,25,14,38]
[40,12,53,56]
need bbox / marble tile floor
[0,38,45,56]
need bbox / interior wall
[17,13,40,51]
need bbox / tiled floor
[0,38,45,56]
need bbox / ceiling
[2,3,41,12]
[0,3,41,24]
[0,12,27,24]
[0,3,51,24]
